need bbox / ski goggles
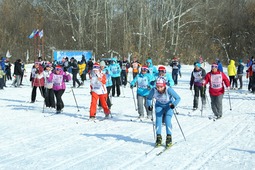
[211,65,218,69]
[141,68,148,72]
[158,70,166,74]
[55,68,62,71]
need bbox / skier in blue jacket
[147,77,181,148]
[130,65,154,119]
[146,58,158,85]
[155,66,174,87]
[108,58,121,97]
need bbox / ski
[130,118,143,122]
[145,146,161,155]
[156,142,176,156]
[188,109,198,115]
[208,115,218,121]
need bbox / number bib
[210,73,222,89]
[52,74,63,86]
[137,76,149,88]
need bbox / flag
[6,50,11,58]
[34,29,40,37]
[39,29,43,39]
[28,29,36,39]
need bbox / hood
[111,58,117,63]
[229,60,235,66]
[146,58,153,66]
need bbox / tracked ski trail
[180,113,250,170]
[44,127,147,170]
[0,117,130,169]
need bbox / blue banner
[53,50,93,62]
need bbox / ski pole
[228,91,232,111]
[71,87,80,112]
[173,108,186,141]
[151,99,156,140]
[131,87,138,111]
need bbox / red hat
[55,65,62,70]
[141,65,148,70]
[156,77,166,87]
[158,66,166,73]
[93,63,100,70]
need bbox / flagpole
[42,36,45,61]
[34,36,36,62]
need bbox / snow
[0,63,255,170]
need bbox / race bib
[211,74,223,89]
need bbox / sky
[0,63,254,170]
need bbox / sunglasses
[211,66,218,68]
[158,70,166,73]
[141,68,148,72]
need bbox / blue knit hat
[195,63,201,67]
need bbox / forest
[0,0,255,65]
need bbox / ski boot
[155,134,162,147]
[166,134,172,148]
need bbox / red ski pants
[90,92,110,117]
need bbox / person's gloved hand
[190,86,192,90]
[147,85,151,90]
[170,104,175,109]
[130,85,133,89]
[148,106,153,111]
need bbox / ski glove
[170,104,175,109]
[147,86,151,90]
[148,106,153,111]
[130,85,133,89]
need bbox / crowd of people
[1,54,255,148]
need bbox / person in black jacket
[12,59,23,87]
[190,62,206,110]
[70,57,81,88]
[236,59,244,89]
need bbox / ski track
[44,127,147,170]
[0,117,126,169]
[180,114,249,170]
[117,93,249,169]
[0,115,72,149]
[176,98,252,170]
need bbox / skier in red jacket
[203,63,230,119]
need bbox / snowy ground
[0,63,254,170]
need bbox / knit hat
[100,61,106,67]
[141,65,148,71]
[55,65,62,70]
[158,66,166,73]
[195,62,201,68]
[93,63,100,70]
[156,77,166,87]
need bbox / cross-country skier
[156,66,174,87]
[47,65,71,113]
[169,57,181,85]
[89,63,111,119]
[130,65,153,119]
[30,62,45,103]
[146,58,158,85]
[44,63,55,108]
[146,77,181,148]
[98,60,113,110]
[203,63,230,119]
[246,60,255,93]
[190,62,207,110]
[108,58,121,97]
